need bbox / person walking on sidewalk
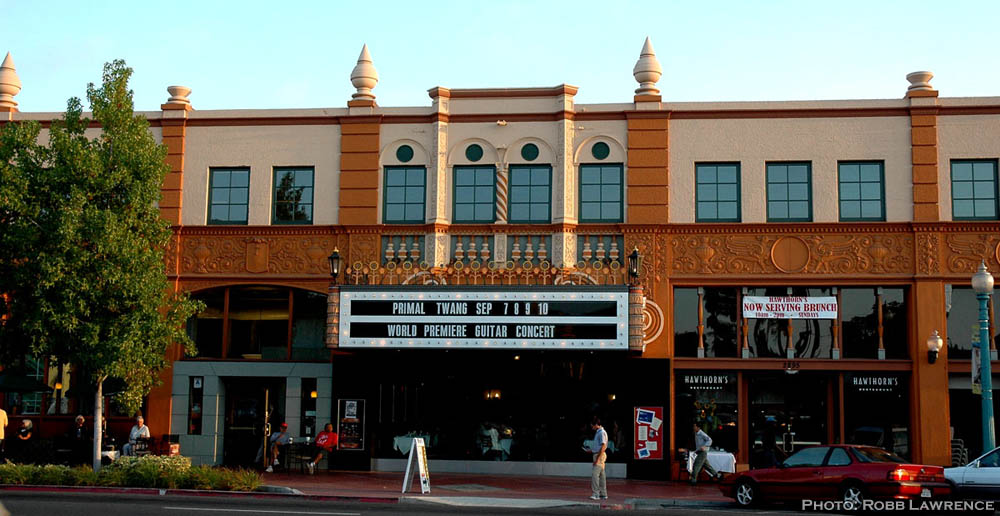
[585,416,608,500]
[691,423,720,485]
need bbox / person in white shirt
[691,422,720,485]
[265,423,291,473]
[122,415,150,456]
[586,416,608,500]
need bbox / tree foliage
[0,60,202,414]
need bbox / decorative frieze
[671,233,914,276]
[169,224,999,280]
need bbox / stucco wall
[378,119,628,225]
[183,125,341,226]
[937,114,1000,221]
[669,116,913,223]
[171,361,332,466]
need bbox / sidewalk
[261,469,732,509]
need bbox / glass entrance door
[748,373,829,469]
[222,378,286,467]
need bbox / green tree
[0,60,202,471]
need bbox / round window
[396,145,414,163]
[521,143,539,161]
[591,142,610,160]
[465,144,484,162]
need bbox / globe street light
[973,260,995,453]
[926,330,943,365]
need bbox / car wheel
[841,482,865,510]
[735,479,757,507]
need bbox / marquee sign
[742,296,838,320]
[339,286,629,349]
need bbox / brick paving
[262,469,730,505]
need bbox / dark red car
[719,445,951,507]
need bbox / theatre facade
[2,42,1000,477]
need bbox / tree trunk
[92,376,105,472]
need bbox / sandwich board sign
[401,437,430,494]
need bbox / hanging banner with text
[741,296,838,320]
[339,286,629,349]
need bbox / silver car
[945,446,1000,499]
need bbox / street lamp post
[973,260,995,453]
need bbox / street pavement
[0,491,797,516]
[259,469,731,507]
[0,470,746,515]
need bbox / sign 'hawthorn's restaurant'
[339,286,629,349]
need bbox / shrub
[0,462,32,485]
[217,468,262,492]
[0,456,257,492]
[64,466,99,486]
[30,465,71,486]
[96,466,128,487]
[102,455,191,475]
[177,465,220,490]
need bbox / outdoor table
[686,450,737,473]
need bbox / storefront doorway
[222,377,286,467]
[747,373,830,469]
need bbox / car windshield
[978,449,1000,467]
[851,446,906,463]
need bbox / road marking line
[162,507,360,516]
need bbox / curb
[0,484,732,509]
[0,484,399,504]
[624,497,734,509]
[401,495,593,509]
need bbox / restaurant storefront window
[947,285,1000,360]
[844,373,910,460]
[675,372,737,455]
[745,288,834,358]
[950,373,1000,458]
[841,288,908,359]
[673,286,909,359]
[748,373,829,468]
[674,288,738,357]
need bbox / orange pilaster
[148,102,192,437]
[625,112,669,224]
[910,279,951,465]
[909,89,940,222]
[339,116,381,225]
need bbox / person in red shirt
[307,423,338,474]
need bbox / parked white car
[945,446,1000,499]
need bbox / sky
[3,0,999,112]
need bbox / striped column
[495,164,509,223]
[325,284,340,348]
